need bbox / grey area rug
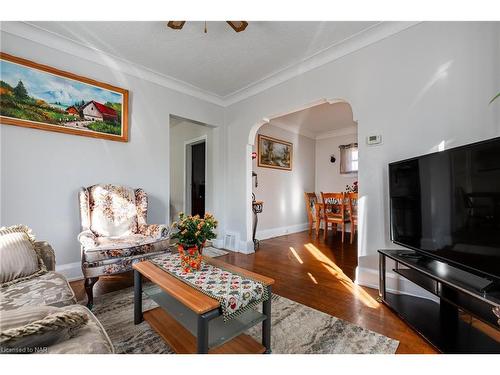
[88,287,399,354]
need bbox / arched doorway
[245,98,359,273]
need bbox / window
[339,143,358,174]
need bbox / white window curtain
[339,143,358,174]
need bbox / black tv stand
[480,280,500,295]
[397,252,422,260]
[378,249,500,353]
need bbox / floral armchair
[78,184,170,308]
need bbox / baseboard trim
[356,266,438,302]
[55,261,83,282]
[256,222,309,241]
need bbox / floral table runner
[149,253,269,321]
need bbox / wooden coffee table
[133,256,274,354]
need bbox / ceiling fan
[167,21,248,33]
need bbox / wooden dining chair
[347,192,358,244]
[321,192,350,242]
[304,192,323,236]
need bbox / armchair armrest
[138,224,170,240]
[34,241,56,271]
[78,230,98,249]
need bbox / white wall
[169,119,214,221]
[0,30,224,280]
[315,133,357,194]
[223,22,500,294]
[252,124,315,239]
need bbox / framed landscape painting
[0,52,128,142]
[257,134,293,171]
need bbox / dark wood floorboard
[70,230,437,354]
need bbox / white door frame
[183,135,208,215]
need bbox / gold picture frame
[0,52,129,142]
[257,134,293,171]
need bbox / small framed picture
[257,134,293,171]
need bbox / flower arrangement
[345,181,358,193]
[171,212,218,272]
[171,212,218,247]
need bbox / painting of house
[0,53,128,142]
[81,100,118,122]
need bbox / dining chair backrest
[321,192,346,218]
[346,192,358,221]
[304,192,318,220]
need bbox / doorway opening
[169,115,212,222]
[247,98,359,277]
[186,138,206,217]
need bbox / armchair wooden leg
[341,223,345,243]
[85,277,99,309]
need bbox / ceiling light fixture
[167,21,185,30]
[167,21,248,33]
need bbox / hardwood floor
[70,230,437,354]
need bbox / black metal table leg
[262,286,272,353]
[134,269,143,324]
[197,314,209,354]
[196,309,219,354]
[378,253,386,302]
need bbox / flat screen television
[389,136,500,281]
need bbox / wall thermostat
[366,135,382,145]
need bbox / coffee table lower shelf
[144,307,266,354]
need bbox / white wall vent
[224,233,236,250]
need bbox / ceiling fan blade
[167,21,186,30]
[226,21,248,32]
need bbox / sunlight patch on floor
[304,243,379,308]
[289,247,304,264]
[307,272,318,284]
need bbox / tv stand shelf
[378,249,500,353]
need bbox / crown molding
[0,22,226,107]
[315,125,357,140]
[222,21,421,106]
[1,21,421,108]
[267,121,317,140]
[266,121,357,141]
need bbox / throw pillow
[0,306,89,353]
[0,225,47,287]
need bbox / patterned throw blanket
[150,253,269,321]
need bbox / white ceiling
[28,21,379,98]
[269,101,357,139]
